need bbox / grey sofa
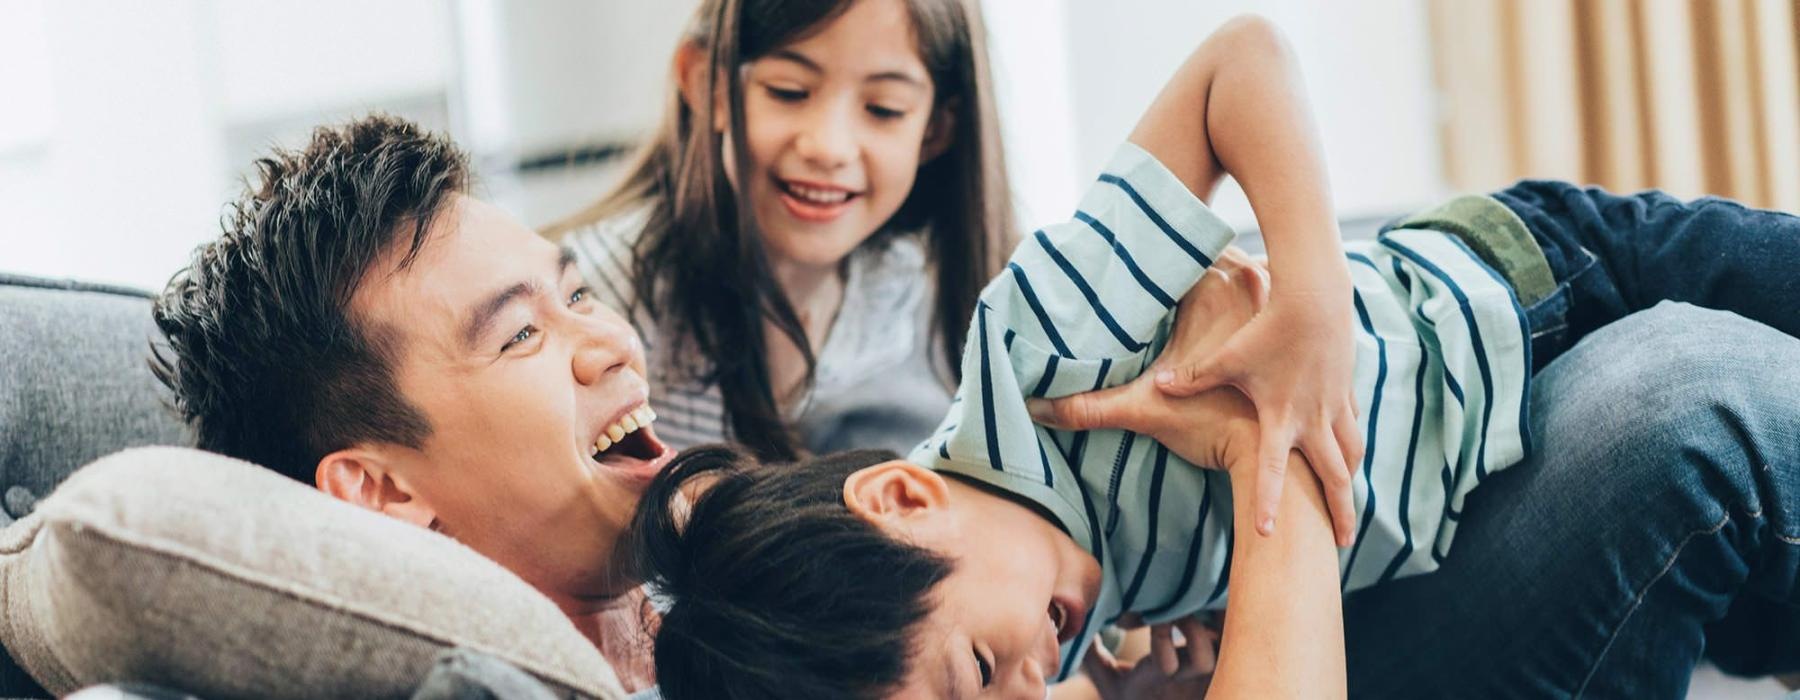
[0,273,194,698]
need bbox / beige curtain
[1428,0,1800,211]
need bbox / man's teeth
[593,406,657,456]
[786,182,851,204]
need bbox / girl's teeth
[594,435,612,454]
[606,424,626,442]
[788,183,849,204]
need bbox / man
[151,115,670,687]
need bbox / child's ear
[843,460,952,531]
[316,447,439,530]
[674,40,728,133]
[920,100,958,163]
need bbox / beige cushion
[0,447,626,699]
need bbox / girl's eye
[502,326,536,352]
[766,85,808,102]
[867,104,905,120]
[568,286,592,306]
[974,648,992,688]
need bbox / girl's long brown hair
[547,0,1015,462]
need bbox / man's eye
[502,326,536,351]
[975,648,992,688]
[766,85,808,102]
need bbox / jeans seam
[1573,511,1733,698]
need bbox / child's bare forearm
[1209,452,1346,698]
[1127,14,1348,289]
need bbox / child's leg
[1492,180,1800,358]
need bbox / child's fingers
[1154,356,1233,398]
[1175,616,1219,677]
[1151,624,1180,676]
[1335,401,1365,464]
[1253,430,1292,536]
[1025,383,1140,432]
[1083,638,1124,675]
[1301,424,1357,547]
[1080,643,1127,693]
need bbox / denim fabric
[1491,180,1800,369]
[1341,302,1800,698]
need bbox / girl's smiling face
[731,0,949,274]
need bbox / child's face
[733,0,947,273]
[845,461,1101,699]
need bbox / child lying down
[628,126,1539,695]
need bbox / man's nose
[570,320,641,385]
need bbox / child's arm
[1128,15,1361,546]
[1030,257,1343,698]
[1210,448,1346,697]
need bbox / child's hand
[1081,614,1217,700]
[1154,252,1362,547]
[1027,254,1267,473]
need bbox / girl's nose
[795,107,855,169]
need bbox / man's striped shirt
[907,142,1533,680]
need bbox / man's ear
[920,99,958,163]
[674,40,728,133]
[842,460,952,536]
[316,448,438,530]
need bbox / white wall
[0,0,455,290]
[987,0,1447,234]
[0,0,225,289]
[0,1,1449,290]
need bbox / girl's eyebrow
[766,48,926,87]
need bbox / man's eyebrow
[463,281,536,349]
[767,49,925,88]
[462,250,579,349]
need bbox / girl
[552,0,1366,547]
[549,0,1016,464]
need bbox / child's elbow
[1205,14,1297,65]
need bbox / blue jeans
[1491,180,1800,367]
[1339,302,1800,698]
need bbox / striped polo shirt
[907,142,1533,681]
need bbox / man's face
[352,195,672,599]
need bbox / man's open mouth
[589,404,671,478]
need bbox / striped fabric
[907,142,1533,680]
[563,210,955,457]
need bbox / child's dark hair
[631,445,953,700]
[548,0,1016,463]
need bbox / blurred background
[0,0,1796,293]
